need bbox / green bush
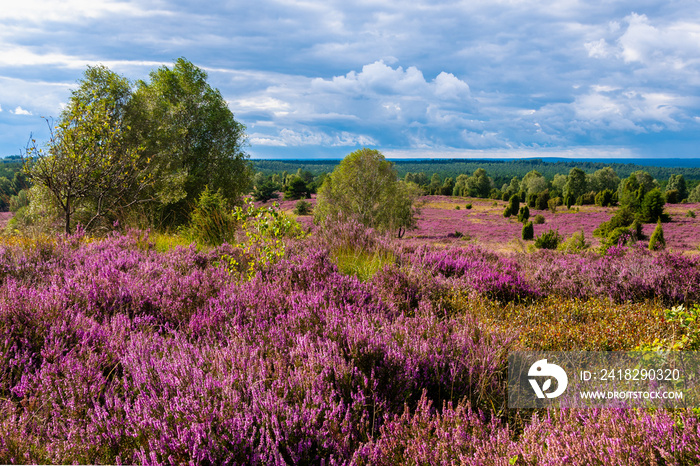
[532,214,545,225]
[649,219,665,250]
[535,190,549,210]
[455,205,460,210]
[182,186,237,246]
[465,203,472,209]
[594,189,615,207]
[293,200,312,215]
[686,210,696,218]
[521,221,534,240]
[517,205,530,223]
[594,206,636,238]
[503,194,519,218]
[665,189,679,204]
[639,188,667,223]
[558,230,590,253]
[534,229,562,249]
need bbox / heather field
[1,217,700,465]
[277,195,700,253]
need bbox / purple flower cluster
[0,232,509,464]
[356,393,700,465]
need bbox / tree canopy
[24,59,251,233]
[314,148,420,237]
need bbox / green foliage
[333,249,395,282]
[547,197,558,214]
[648,220,665,251]
[558,230,590,253]
[517,205,530,223]
[594,205,636,238]
[639,188,667,223]
[666,174,688,201]
[617,171,658,210]
[534,229,562,249]
[455,205,460,210]
[252,177,280,203]
[181,186,237,246]
[464,168,492,198]
[9,189,29,213]
[636,305,700,351]
[532,214,545,224]
[221,199,306,279]
[594,189,615,207]
[565,195,573,209]
[284,176,311,200]
[25,66,148,234]
[465,203,472,209]
[521,221,534,240]
[293,200,312,215]
[131,58,250,226]
[521,170,547,197]
[665,189,679,204]
[314,148,420,238]
[563,167,587,201]
[687,210,696,218]
[689,183,700,202]
[503,194,519,217]
[535,190,549,210]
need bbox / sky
[1,0,699,160]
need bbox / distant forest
[252,158,700,190]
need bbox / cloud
[0,0,168,23]
[1,1,700,157]
[250,128,377,147]
[12,107,32,115]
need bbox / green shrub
[558,230,590,253]
[465,203,472,209]
[503,194,519,218]
[639,188,667,223]
[517,205,530,223]
[534,229,562,249]
[665,189,679,204]
[293,200,312,215]
[594,189,615,207]
[686,210,696,218]
[532,214,545,225]
[535,190,549,210]
[547,198,558,214]
[455,205,461,210]
[648,219,665,250]
[521,221,534,240]
[527,193,537,208]
[182,186,237,246]
[594,206,636,238]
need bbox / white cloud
[12,106,32,115]
[250,128,377,147]
[0,0,168,23]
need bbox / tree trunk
[64,196,71,235]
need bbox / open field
[1,218,699,464]
[274,195,700,253]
